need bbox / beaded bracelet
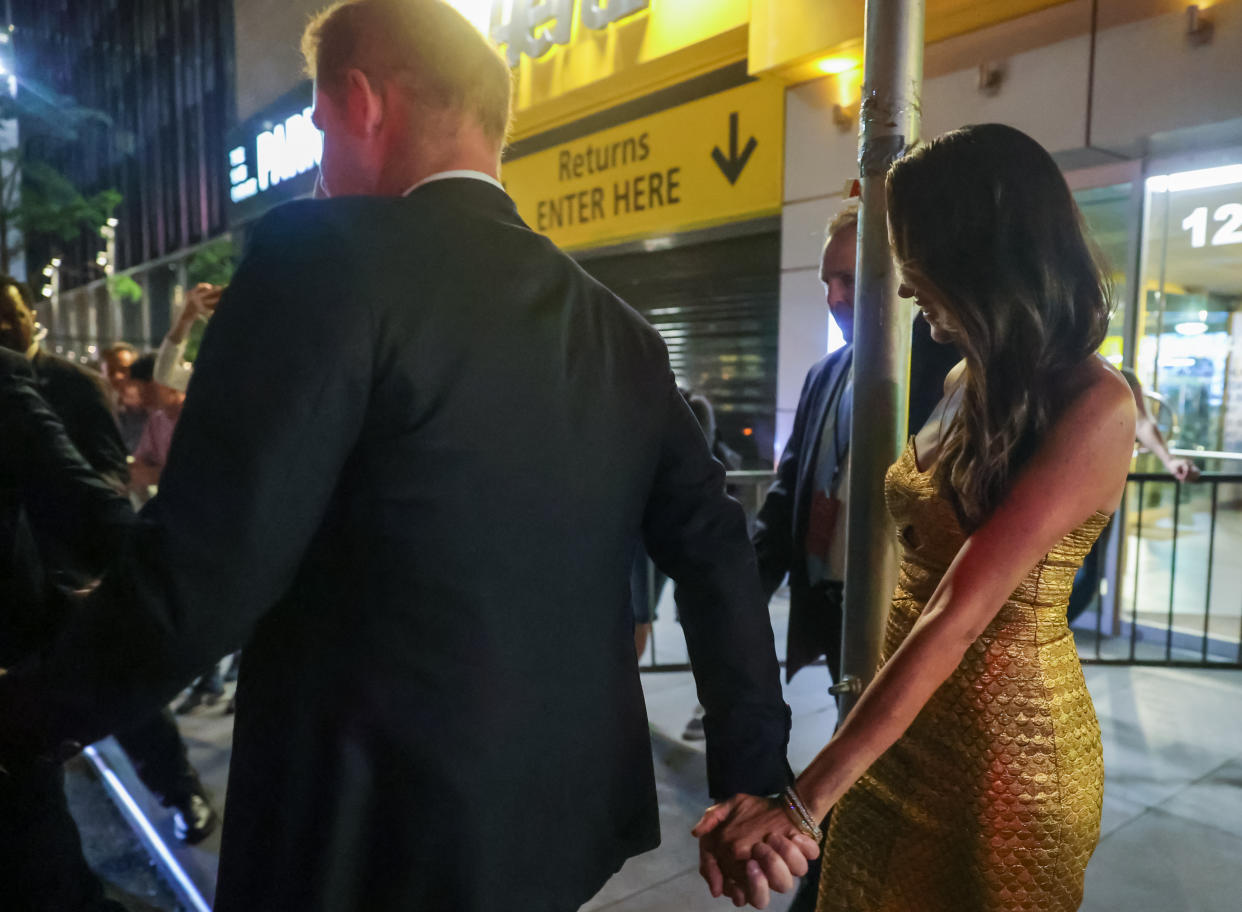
[781,784,824,843]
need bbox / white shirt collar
[402,170,505,197]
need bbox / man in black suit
[0,346,132,911]
[0,2,800,910]
[753,208,960,687]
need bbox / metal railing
[1075,471,1242,668]
[637,469,1242,672]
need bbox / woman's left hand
[692,794,820,908]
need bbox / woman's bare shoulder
[1051,355,1136,490]
[1069,355,1135,422]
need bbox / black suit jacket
[0,349,132,666]
[0,180,790,912]
[753,315,959,680]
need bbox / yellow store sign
[503,80,784,250]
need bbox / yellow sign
[503,80,784,250]
[506,0,750,141]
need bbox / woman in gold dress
[693,123,1137,911]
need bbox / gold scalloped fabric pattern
[816,441,1106,912]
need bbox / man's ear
[343,68,384,138]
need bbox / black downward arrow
[711,112,758,185]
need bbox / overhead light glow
[443,0,490,33]
[1174,321,1208,335]
[816,56,859,75]
[1147,164,1242,193]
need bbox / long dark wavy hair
[887,124,1112,529]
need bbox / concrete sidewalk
[99,626,1242,910]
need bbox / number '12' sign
[1182,204,1242,248]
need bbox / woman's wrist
[796,733,867,822]
[779,784,824,842]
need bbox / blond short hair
[302,0,513,146]
[824,202,859,248]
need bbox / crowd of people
[0,277,220,911]
[0,1,1203,911]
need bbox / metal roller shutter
[580,230,779,468]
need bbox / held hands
[692,794,820,909]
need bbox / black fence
[638,470,1242,672]
[1074,472,1242,669]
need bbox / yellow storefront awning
[500,0,1078,144]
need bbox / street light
[98,219,119,347]
[41,258,62,343]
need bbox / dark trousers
[0,760,116,911]
[787,579,844,684]
[629,547,668,625]
[113,708,202,807]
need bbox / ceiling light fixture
[816,56,859,76]
[1186,4,1214,46]
[1146,164,1242,193]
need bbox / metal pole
[836,0,925,719]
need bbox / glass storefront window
[1138,163,1242,456]
[1075,183,1132,366]
[1100,161,1242,663]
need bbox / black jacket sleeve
[642,370,791,799]
[751,365,816,600]
[0,202,373,756]
[0,356,134,577]
[36,357,130,492]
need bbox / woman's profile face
[898,271,958,344]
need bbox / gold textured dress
[816,440,1106,912]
